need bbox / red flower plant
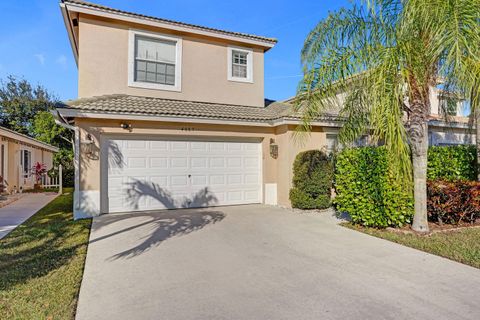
[32,162,47,184]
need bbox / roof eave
[63,1,277,50]
[60,2,79,65]
[0,127,60,153]
[56,108,342,128]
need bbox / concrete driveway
[76,205,480,320]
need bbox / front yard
[0,189,91,319]
[344,224,480,269]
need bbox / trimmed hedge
[334,147,413,227]
[289,150,333,209]
[427,180,480,224]
[427,145,477,181]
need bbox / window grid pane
[135,59,175,85]
[232,50,248,78]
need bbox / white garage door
[104,137,262,213]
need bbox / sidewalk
[0,193,58,239]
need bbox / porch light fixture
[269,138,278,159]
[81,134,95,157]
[120,122,132,131]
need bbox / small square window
[228,47,253,83]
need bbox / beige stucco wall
[78,15,265,107]
[275,125,327,206]
[76,118,328,210]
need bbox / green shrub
[52,149,74,187]
[289,150,333,209]
[427,145,477,181]
[334,147,413,227]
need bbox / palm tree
[297,0,480,232]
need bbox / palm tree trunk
[409,96,430,233]
[411,122,429,232]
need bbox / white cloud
[56,54,67,69]
[34,53,45,66]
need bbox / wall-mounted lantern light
[269,138,278,159]
[81,134,95,157]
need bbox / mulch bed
[387,220,480,235]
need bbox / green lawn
[344,224,480,269]
[0,189,91,319]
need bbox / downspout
[53,110,80,213]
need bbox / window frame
[20,148,32,179]
[128,29,182,92]
[227,46,253,83]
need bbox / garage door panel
[190,141,207,151]
[126,140,147,150]
[227,174,242,184]
[170,175,188,187]
[150,141,168,150]
[191,157,207,169]
[150,157,168,168]
[191,175,208,186]
[209,175,225,185]
[245,190,261,201]
[171,141,188,151]
[209,157,225,168]
[245,174,260,184]
[170,157,188,168]
[126,157,147,169]
[106,138,261,213]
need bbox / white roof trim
[60,3,78,66]
[0,127,59,152]
[63,2,276,52]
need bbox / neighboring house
[0,126,59,193]
[55,0,474,219]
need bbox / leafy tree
[297,0,480,232]
[32,111,72,150]
[0,76,58,135]
[0,76,74,187]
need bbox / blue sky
[0,0,349,101]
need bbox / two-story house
[56,0,474,219]
[56,0,335,219]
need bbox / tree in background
[0,76,74,187]
[297,0,479,232]
[0,76,57,135]
[32,111,72,150]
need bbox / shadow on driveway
[90,209,225,260]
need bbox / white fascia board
[64,3,275,49]
[60,3,79,66]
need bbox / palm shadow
[124,178,219,210]
[92,180,223,259]
[92,208,225,260]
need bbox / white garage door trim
[100,135,263,213]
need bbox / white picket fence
[40,164,63,194]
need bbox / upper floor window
[128,30,182,91]
[439,97,458,116]
[228,47,253,83]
